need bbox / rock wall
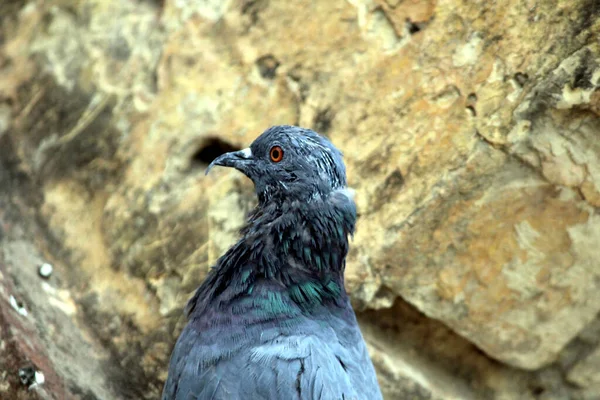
[1,0,599,399]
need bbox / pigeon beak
[205,148,253,176]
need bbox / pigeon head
[188,125,358,317]
[206,125,347,204]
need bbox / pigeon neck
[186,188,357,316]
[249,190,356,303]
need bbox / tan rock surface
[1,0,599,398]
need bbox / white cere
[38,263,53,278]
[240,148,252,158]
[9,295,28,317]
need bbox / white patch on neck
[336,187,356,200]
[326,187,356,208]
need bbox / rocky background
[0,0,599,399]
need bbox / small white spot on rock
[34,371,45,385]
[487,58,506,83]
[19,2,38,16]
[453,34,484,67]
[174,0,232,22]
[9,295,28,317]
[28,371,45,391]
[556,83,596,109]
[38,263,53,279]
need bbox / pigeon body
[162,125,382,400]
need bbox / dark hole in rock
[191,137,241,168]
[241,0,269,26]
[572,61,595,89]
[514,72,529,87]
[406,18,428,35]
[18,366,36,386]
[575,0,600,35]
[256,55,280,79]
[530,385,545,396]
[466,93,477,116]
[313,107,334,134]
[406,19,421,34]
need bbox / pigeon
[162,125,382,400]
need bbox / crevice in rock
[356,297,573,399]
[405,18,429,35]
[368,169,405,212]
[558,312,600,372]
[473,129,498,148]
[574,0,600,36]
[514,72,529,87]
[357,298,488,399]
[466,93,478,117]
[312,107,334,134]
[241,0,269,25]
[256,54,280,79]
[571,54,596,89]
[190,137,241,169]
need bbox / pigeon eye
[269,146,284,163]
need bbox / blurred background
[1,0,599,399]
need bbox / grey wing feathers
[162,330,381,400]
[248,335,358,399]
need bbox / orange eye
[269,146,284,162]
